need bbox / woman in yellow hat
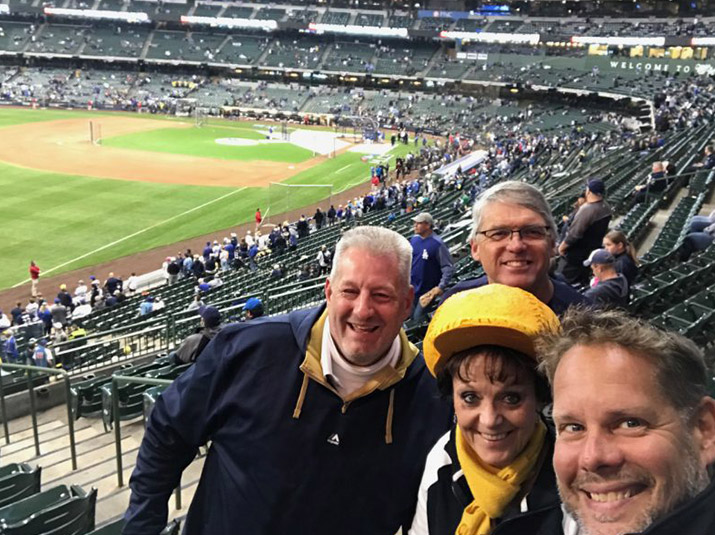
[409,284,560,535]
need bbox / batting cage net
[194,107,207,128]
[89,121,102,145]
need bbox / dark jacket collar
[493,474,715,535]
[637,475,715,534]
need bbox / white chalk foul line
[13,187,247,287]
[336,164,352,174]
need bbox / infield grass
[103,125,314,163]
[0,108,414,291]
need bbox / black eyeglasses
[477,225,551,242]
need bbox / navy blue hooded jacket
[125,306,452,535]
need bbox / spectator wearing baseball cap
[199,306,221,328]
[583,248,629,307]
[243,297,264,320]
[171,306,222,364]
[410,212,454,322]
[57,284,73,311]
[557,178,612,285]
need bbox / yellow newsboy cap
[423,284,560,377]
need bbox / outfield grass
[0,108,415,290]
[0,161,263,289]
[267,144,412,218]
[103,125,314,163]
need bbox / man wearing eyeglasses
[441,181,588,314]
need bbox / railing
[57,317,165,350]
[0,363,78,470]
[111,375,182,509]
[55,322,168,374]
[52,297,261,375]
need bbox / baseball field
[0,108,411,292]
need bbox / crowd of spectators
[0,271,140,365]
[4,68,715,373]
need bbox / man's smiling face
[325,247,413,366]
[552,343,711,535]
[471,201,554,295]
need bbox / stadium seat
[650,284,715,346]
[1,489,96,535]
[70,375,113,420]
[0,465,41,509]
[0,485,96,535]
[142,385,169,424]
[101,361,191,431]
[86,518,180,535]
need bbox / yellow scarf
[454,420,546,535]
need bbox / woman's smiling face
[452,353,540,469]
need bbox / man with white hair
[126,226,452,535]
[442,181,587,314]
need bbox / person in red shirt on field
[255,208,262,229]
[29,261,40,297]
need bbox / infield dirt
[0,115,384,311]
[0,116,349,187]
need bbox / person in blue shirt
[410,212,454,322]
[31,338,52,368]
[139,296,154,316]
[582,249,629,308]
[2,330,19,363]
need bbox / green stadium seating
[70,375,113,420]
[86,517,180,535]
[101,361,191,431]
[650,285,715,346]
[0,22,34,52]
[1,370,49,397]
[0,465,41,509]
[142,384,169,422]
[192,4,223,17]
[0,485,96,535]
[0,486,70,525]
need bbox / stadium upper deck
[0,1,713,142]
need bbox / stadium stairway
[0,403,203,527]
[635,187,691,254]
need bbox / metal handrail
[0,362,78,470]
[55,323,168,375]
[111,375,182,510]
[52,317,164,355]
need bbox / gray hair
[330,226,412,291]
[536,307,710,418]
[469,181,557,242]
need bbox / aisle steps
[0,404,203,526]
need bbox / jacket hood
[602,273,629,299]
[288,304,423,444]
